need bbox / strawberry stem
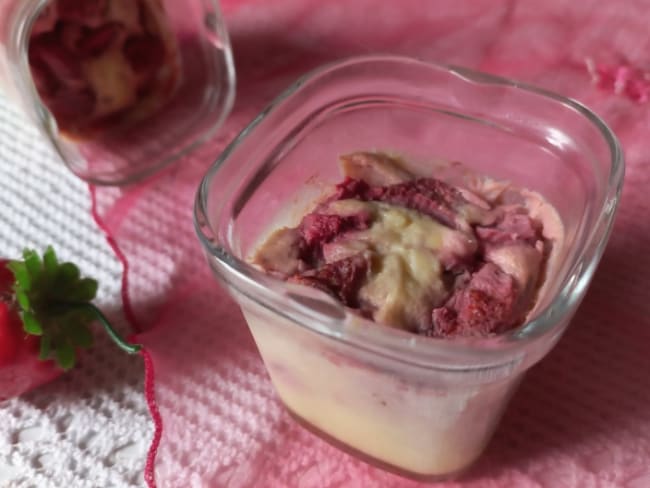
[65,302,142,355]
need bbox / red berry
[0,262,22,367]
[0,259,14,290]
[0,260,60,400]
[0,303,20,366]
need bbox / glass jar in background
[0,0,235,185]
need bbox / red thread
[142,348,162,488]
[88,185,143,333]
[89,185,163,485]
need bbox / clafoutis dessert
[249,152,563,478]
[254,152,561,339]
[28,0,181,138]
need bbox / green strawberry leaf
[68,278,98,302]
[22,311,43,335]
[9,248,97,370]
[22,250,42,283]
[43,246,58,274]
[15,289,30,310]
[7,261,30,291]
[65,321,94,349]
[42,247,58,287]
[8,247,142,371]
[55,341,75,371]
[39,335,51,360]
[57,262,80,286]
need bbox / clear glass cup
[0,0,235,185]
[194,55,624,480]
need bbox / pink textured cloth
[92,0,650,486]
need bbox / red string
[88,185,143,333]
[142,348,163,488]
[88,184,163,486]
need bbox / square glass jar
[194,55,623,480]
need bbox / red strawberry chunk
[330,177,372,201]
[0,303,20,366]
[78,22,124,58]
[329,177,468,229]
[289,254,370,308]
[299,212,372,248]
[476,210,541,247]
[29,57,61,98]
[0,262,20,366]
[431,263,519,337]
[123,34,166,78]
[0,260,15,291]
[297,211,372,265]
[56,0,109,24]
[29,33,86,89]
[45,88,96,123]
[368,178,466,229]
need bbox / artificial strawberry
[0,247,140,401]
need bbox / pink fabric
[91,0,650,486]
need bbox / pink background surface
[92,1,650,486]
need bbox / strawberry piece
[476,210,541,247]
[78,23,124,58]
[123,33,166,80]
[368,178,467,230]
[29,57,61,98]
[0,259,14,289]
[29,33,86,90]
[298,212,372,264]
[431,263,519,337]
[58,21,84,53]
[330,177,471,229]
[56,0,108,24]
[45,88,96,123]
[289,254,370,308]
[300,213,372,248]
[330,177,372,201]
[0,303,20,366]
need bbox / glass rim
[194,54,625,373]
